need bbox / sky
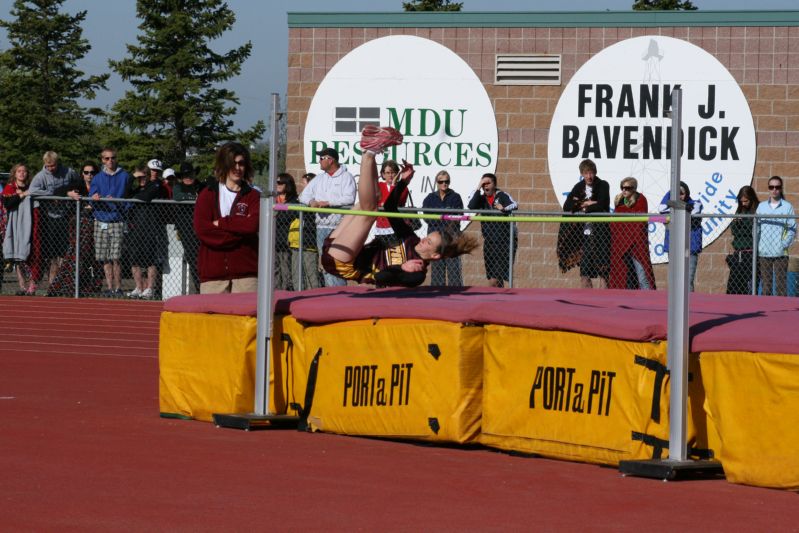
[1,0,797,139]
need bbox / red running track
[1,296,797,531]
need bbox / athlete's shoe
[360,126,403,154]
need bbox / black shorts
[40,215,69,260]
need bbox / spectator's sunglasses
[82,170,98,176]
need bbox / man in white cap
[298,147,355,287]
[162,167,176,198]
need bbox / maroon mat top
[164,287,799,355]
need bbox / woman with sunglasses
[321,126,478,287]
[608,177,655,290]
[756,176,796,296]
[423,170,464,286]
[47,162,105,296]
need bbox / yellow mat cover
[158,312,307,421]
[699,350,799,490]
[480,325,671,465]
[303,319,483,443]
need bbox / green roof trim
[288,11,799,28]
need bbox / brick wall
[286,25,799,292]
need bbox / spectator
[608,177,655,290]
[172,162,204,293]
[468,172,518,288]
[298,147,356,287]
[162,167,176,197]
[289,173,321,291]
[658,181,703,292]
[274,172,297,290]
[89,147,132,298]
[2,164,38,295]
[423,170,464,286]
[561,159,610,289]
[129,166,148,194]
[47,162,104,296]
[28,151,79,289]
[125,160,169,299]
[756,176,796,296]
[726,186,760,295]
[193,141,259,294]
[374,160,409,246]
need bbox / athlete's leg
[326,127,403,263]
[326,152,381,263]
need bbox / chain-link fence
[1,197,797,298]
[1,196,199,298]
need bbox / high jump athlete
[321,126,478,287]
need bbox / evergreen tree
[633,0,697,10]
[0,0,108,171]
[109,0,264,168]
[403,0,463,11]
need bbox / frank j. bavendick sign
[303,36,498,213]
[548,36,756,261]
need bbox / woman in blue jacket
[658,181,703,292]
[423,170,464,286]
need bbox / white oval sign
[304,35,498,221]
[548,36,756,262]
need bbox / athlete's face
[415,232,442,261]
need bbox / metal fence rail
[1,196,796,298]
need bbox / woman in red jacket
[608,177,656,290]
[193,142,260,294]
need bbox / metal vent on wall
[495,54,561,86]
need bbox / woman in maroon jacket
[193,142,260,294]
[608,177,656,290]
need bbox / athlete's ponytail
[437,230,480,259]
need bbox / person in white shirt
[298,147,356,287]
[756,176,796,296]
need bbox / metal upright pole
[253,93,281,416]
[620,87,721,479]
[666,88,690,462]
[508,217,515,288]
[297,214,305,291]
[74,199,81,299]
[751,218,759,295]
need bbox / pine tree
[632,0,697,10]
[109,0,264,168]
[403,0,463,11]
[0,0,108,170]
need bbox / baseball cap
[315,147,339,162]
[163,168,176,179]
[147,159,163,171]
